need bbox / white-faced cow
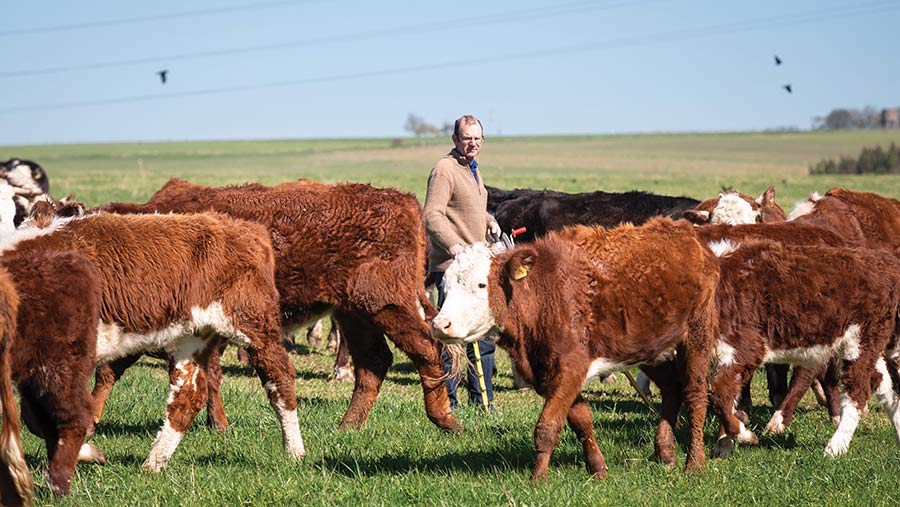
[98,178,459,434]
[683,186,785,225]
[0,207,305,472]
[0,158,50,228]
[709,238,900,458]
[432,218,719,479]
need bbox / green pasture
[3,130,900,506]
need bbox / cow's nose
[432,316,452,334]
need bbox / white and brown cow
[0,208,305,472]
[709,238,900,458]
[684,186,785,225]
[98,178,459,434]
[432,218,719,479]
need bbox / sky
[2,0,899,146]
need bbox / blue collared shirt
[469,159,478,183]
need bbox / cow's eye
[478,283,487,289]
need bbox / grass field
[3,130,900,506]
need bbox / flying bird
[156,70,168,84]
[783,84,792,94]
[774,54,782,65]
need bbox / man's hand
[449,243,465,257]
[489,220,501,238]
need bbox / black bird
[783,84,792,94]
[157,70,168,84]
[774,54,782,65]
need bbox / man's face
[452,122,484,161]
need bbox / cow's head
[684,186,785,225]
[0,180,17,236]
[431,242,505,345]
[0,158,51,227]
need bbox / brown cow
[99,178,459,433]
[0,210,305,472]
[695,221,849,426]
[0,267,32,507]
[789,187,900,254]
[1,251,105,496]
[431,218,719,479]
[708,239,900,458]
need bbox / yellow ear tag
[513,265,528,280]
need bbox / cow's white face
[0,181,17,236]
[431,243,498,344]
[710,193,757,225]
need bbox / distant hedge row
[809,143,900,175]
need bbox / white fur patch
[711,193,757,225]
[281,307,335,338]
[707,239,740,258]
[716,335,737,366]
[763,325,860,366]
[765,410,786,434]
[143,420,184,471]
[0,213,78,254]
[95,301,247,363]
[787,192,822,221]
[274,402,305,459]
[873,358,900,447]
[825,393,861,457]
[584,358,627,386]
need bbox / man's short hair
[453,115,483,137]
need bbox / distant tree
[825,109,854,129]
[404,114,440,137]
[440,121,453,136]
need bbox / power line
[0,0,666,79]
[0,0,321,38]
[2,1,897,116]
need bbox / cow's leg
[333,310,392,430]
[306,318,324,349]
[91,354,142,426]
[639,363,682,468]
[824,357,875,457]
[873,357,900,447]
[680,339,710,473]
[710,359,759,459]
[765,364,790,409]
[143,336,216,471]
[369,306,461,433]
[566,395,606,479]
[532,376,584,481]
[202,338,228,431]
[766,364,823,433]
[821,362,842,425]
[331,322,353,383]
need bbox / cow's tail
[0,290,32,506]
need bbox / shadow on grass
[322,445,541,478]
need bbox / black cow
[486,186,700,243]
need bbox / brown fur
[0,268,31,507]
[793,187,900,254]
[1,251,102,496]
[3,212,301,470]
[710,239,900,456]
[99,178,458,433]
[486,218,719,479]
[696,221,847,427]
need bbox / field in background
[4,129,900,207]
[3,130,900,506]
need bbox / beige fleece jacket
[424,149,493,272]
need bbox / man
[424,114,500,410]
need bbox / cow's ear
[504,248,536,282]
[683,209,710,224]
[756,185,776,207]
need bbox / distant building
[883,108,900,129]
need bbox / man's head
[452,115,484,162]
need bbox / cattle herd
[1,157,900,503]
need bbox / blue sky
[2,0,898,145]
